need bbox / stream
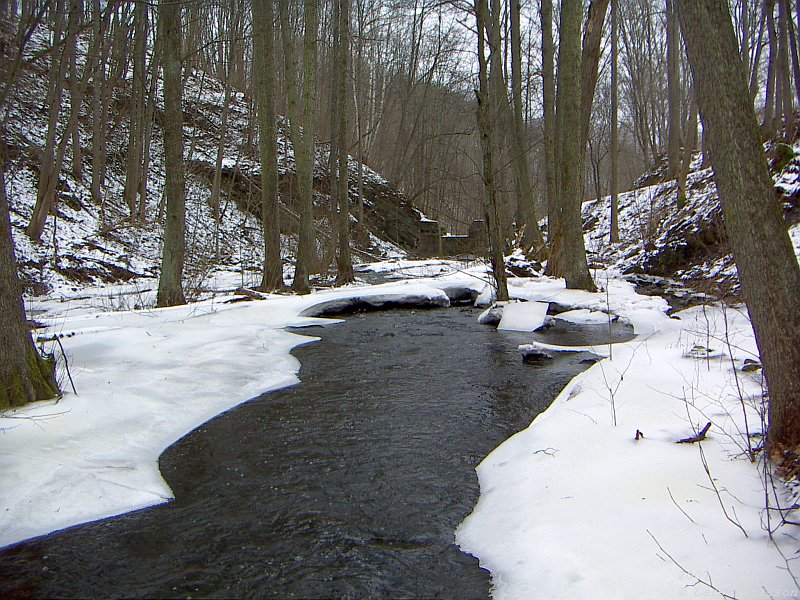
[0,305,632,599]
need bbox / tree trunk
[510,0,545,257]
[677,90,698,208]
[156,0,186,307]
[776,0,795,136]
[211,5,242,259]
[67,0,82,180]
[0,145,59,410]
[786,0,800,108]
[666,0,682,179]
[540,0,557,245]
[123,0,148,220]
[333,0,354,285]
[578,0,610,157]
[280,0,318,294]
[90,0,110,210]
[28,2,93,243]
[475,0,508,301]
[763,0,778,134]
[253,0,284,292]
[610,0,619,243]
[676,0,800,458]
[547,0,596,291]
[27,0,66,242]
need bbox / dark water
[0,307,631,599]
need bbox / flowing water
[0,306,631,599]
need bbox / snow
[2,260,798,599]
[554,308,611,325]
[0,277,469,549]
[457,296,798,599]
[496,301,549,332]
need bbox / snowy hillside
[3,27,417,300]
[582,138,800,296]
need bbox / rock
[741,358,762,372]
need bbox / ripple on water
[0,306,632,599]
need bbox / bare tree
[253,0,284,292]
[677,0,800,457]
[156,0,187,307]
[547,0,596,291]
[332,0,354,284]
[280,0,318,294]
[666,0,681,178]
[609,0,619,242]
[475,0,509,301]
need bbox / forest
[1,0,800,596]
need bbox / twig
[53,335,77,396]
[667,486,697,524]
[647,530,739,599]
[698,444,748,538]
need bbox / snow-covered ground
[2,261,798,598]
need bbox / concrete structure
[416,219,487,257]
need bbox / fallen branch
[678,421,712,444]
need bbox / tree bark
[540,0,557,245]
[610,0,619,243]
[27,0,67,242]
[0,144,59,409]
[123,0,148,220]
[280,0,318,294]
[763,0,778,134]
[253,0,284,292]
[510,0,545,257]
[786,0,800,108]
[66,0,82,180]
[475,0,508,301]
[578,0,610,156]
[677,90,698,208]
[547,0,596,291]
[776,0,795,136]
[666,0,682,179]
[676,0,800,457]
[333,0,354,285]
[156,0,186,307]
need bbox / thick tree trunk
[0,146,59,410]
[547,0,596,291]
[156,0,186,307]
[253,0,284,292]
[677,0,800,457]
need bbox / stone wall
[416,219,487,257]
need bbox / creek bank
[0,305,628,598]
